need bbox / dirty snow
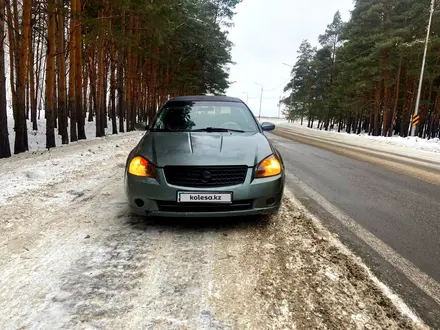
[0,130,142,203]
[0,131,428,329]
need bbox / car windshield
[151,101,259,132]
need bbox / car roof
[166,95,243,103]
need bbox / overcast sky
[225,0,355,118]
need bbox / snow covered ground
[0,132,427,329]
[284,122,440,154]
[259,117,440,155]
[5,108,127,154]
[0,130,142,204]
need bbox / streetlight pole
[411,0,435,137]
[255,82,263,120]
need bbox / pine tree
[0,0,11,158]
[1,0,242,158]
[283,0,440,139]
[45,0,56,149]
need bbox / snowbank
[0,129,142,203]
[278,121,440,154]
[5,108,129,154]
[259,117,289,126]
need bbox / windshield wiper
[150,128,185,132]
[191,127,245,133]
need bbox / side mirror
[135,122,149,131]
[261,122,276,132]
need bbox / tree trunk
[96,11,105,138]
[83,61,88,120]
[56,0,68,144]
[29,24,37,131]
[46,0,56,149]
[53,58,57,129]
[432,96,440,138]
[357,111,363,135]
[102,51,108,133]
[69,0,77,142]
[110,39,117,134]
[117,48,125,133]
[428,95,439,138]
[87,50,95,122]
[88,51,98,125]
[0,0,11,158]
[420,82,433,138]
[381,4,391,137]
[400,76,410,137]
[126,16,134,132]
[131,52,137,131]
[14,0,32,154]
[389,58,403,137]
[75,0,86,140]
[96,46,103,137]
[26,62,30,120]
[346,116,352,134]
[405,79,418,137]
[148,50,160,121]
[9,0,20,123]
[368,110,373,135]
[5,1,17,117]
[33,17,43,130]
[373,80,382,136]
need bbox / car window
[152,101,259,132]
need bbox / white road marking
[284,171,440,309]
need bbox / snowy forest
[282,0,440,140]
[0,0,240,158]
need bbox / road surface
[0,130,433,329]
[268,126,440,329]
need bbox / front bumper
[124,167,285,218]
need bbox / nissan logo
[202,171,212,182]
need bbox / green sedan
[124,95,285,218]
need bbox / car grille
[163,166,248,188]
[157,200,253,213]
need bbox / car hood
[135,131,274,167]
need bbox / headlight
[128,156,155,177]
[255,154,282,178]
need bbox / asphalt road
[267,130,440,328]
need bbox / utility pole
[255,82,263,120]
[411,0,435,137]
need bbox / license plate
[177,192,232,203]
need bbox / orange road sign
[412,114,420,127]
